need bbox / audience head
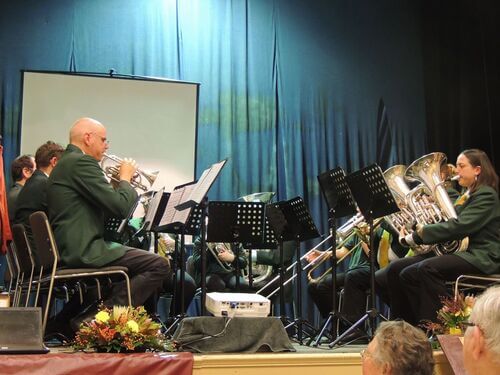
[35,141,64,172]
[69,117,109,161]
[362,320,434,375]
[10,154,35,184]
[463,286,500,375]
[457,149,498,193]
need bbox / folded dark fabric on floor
[173,316,295,353]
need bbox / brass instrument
[206,242,235,272]
[306,224,370,284]
[240,192,275,285]
[101,153,159,191]
[405,152,468,255]
[383,165,434,255]
[256,215,375,298]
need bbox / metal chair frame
[29,211,132,334]
[454,274,500,299]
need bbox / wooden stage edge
[192,351,454,375]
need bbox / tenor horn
[102,153,159,191]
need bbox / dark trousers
[308,266,370,322]
[376,254,481,324]
[164,270,197,315]
[105,248,171,308]
[375,255,428,323]
[400,254,481,324]
[206,273,251,292]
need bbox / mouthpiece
[451,175,461,181]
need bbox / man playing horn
[47,118,172,330]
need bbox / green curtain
[1,0,428,321]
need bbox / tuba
[405,152,468,255]
[101,153,159,191]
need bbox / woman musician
[377,149,500,325]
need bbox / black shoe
[69,302,100,332]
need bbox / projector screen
[20,71,199,192]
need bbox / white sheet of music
[158,184,195,228]
[182,159,227,207]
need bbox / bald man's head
[70,118,104,143]
[69,117,109,161]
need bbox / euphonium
[383,165,434,254]
[101,153,159,191]
[405,152,468,256]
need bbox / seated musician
[192,237,251,292]
[47,118,172,331]
[14,141,64,248]
[248,241,295,303]
[307,220,406,342]
[378,149,500,326]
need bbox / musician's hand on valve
[218,248,235,263]
[399,226,410,247]
[119,158,138,182]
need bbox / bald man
[47,118,171,329]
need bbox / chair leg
[42,277,56,335]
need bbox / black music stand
[266,196,320,345]
[329,164,399,347]
[159,159,227,318]
[310,167,357,346]
[103,191,148,244]
[206,201,267,292]
[150,183,205,335]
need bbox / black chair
[11,224,36,307]
[4,242,21,305]
[29,211,132,334]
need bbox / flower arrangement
[422,293,475,336]
[73,305,174,353]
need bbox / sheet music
[158,184,195,228]
[143,188,165,231]
[177,159,227,209]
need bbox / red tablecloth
[1,352,193,375]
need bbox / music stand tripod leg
[164,231,188,336]
[310,210,350,346]
[328,215,384,348]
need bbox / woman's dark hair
[461,149,499,193]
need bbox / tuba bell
[405,152,468,255]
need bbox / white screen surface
[20,71,198,192]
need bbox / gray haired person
[463,285,500,375]
[361,320,434,375]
